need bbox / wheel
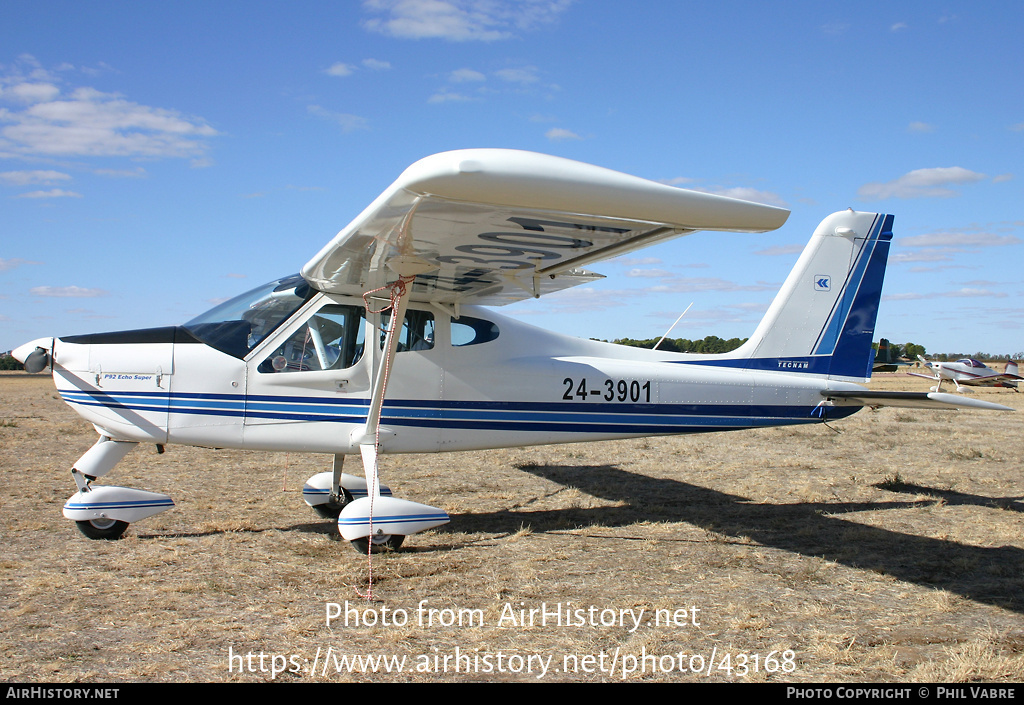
[350,534,405,554]
[311,489,352,520]
[312,500,344,520]
[75,518,129,540]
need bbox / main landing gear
[311,267,450,555]
[302,455,448,554]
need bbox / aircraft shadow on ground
[134,463,1024,613]
[872,479,1024,513]
[447,462,1024,615]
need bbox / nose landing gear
[63,437,175,540]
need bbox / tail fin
[1007,360,1020,378]
[728,209,894,381]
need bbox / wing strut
[337,271,450,577]
[360,276,414,499]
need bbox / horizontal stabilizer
[822,390,1014,412]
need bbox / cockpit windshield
[183,274,315,358]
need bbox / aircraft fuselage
[46,296,858,457]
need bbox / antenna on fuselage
[652,302,693,351]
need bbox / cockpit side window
[183,274,315,359]
[451,316,499,347]
[258,304,366,373]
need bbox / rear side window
[451,316,499,347]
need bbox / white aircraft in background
[13,149,1014,553]
[910,356,1021,393]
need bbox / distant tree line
[873,341,927,360]
[930,352,1024,362]
[612,335,748,354]
[609,337,1022,361]
[872,341,1023,362]
[0,355,24,371]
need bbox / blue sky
[2,1,1022,357]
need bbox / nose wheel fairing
[62,436,174,540]
[63,485,175,526]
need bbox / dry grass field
[2,370,1023,683]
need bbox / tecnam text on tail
[13,149,1013,552]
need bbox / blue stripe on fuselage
[57,388,858,435]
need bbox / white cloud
[0,170,71,185]
[448,68,486,82]
[3,82,61,103]
[495,67,539,85]
[945,287,1007,298]
[891,231,1020,269]
[433,66,556,105]
[545,127,581,141]
[324,60,390,76]
[362,58,392,70]
[691,186,787,208]
[899,232,1021,248]
[362,0,573,42]
[94,167,147,179]
[30,285,107,297]
[890,22,908,32]
[0,68,218,160]
[613,256,662,266]
[908,121,935,132]
[626,268,673,278]
[0,257,42,271]
[659,176,696,186]
[890,249,957,264]
[307,105,369,132]
[530,285,640,313]
[649,277,777,294]
[857,167,987,200]
[325,62,356,77]
[14,188,82,198]
[428,89,476,104]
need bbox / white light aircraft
[13,149,1015,552]
[910,356,1021,393]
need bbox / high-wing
[301,149,790,306]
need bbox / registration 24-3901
[562,377,652,403]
